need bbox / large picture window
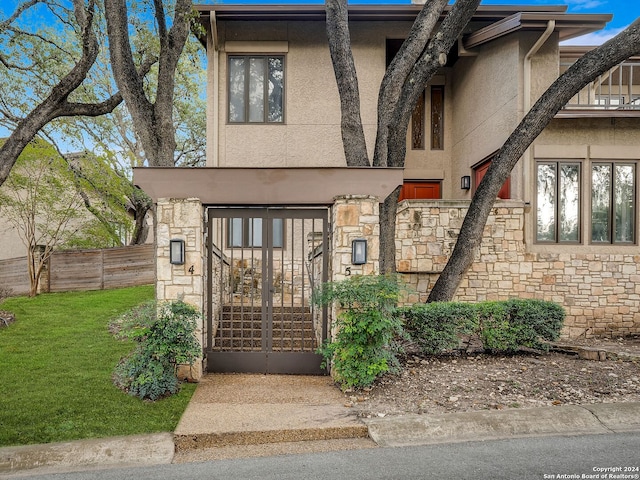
[228,218,284,248]
[591,163,635,244]
[228,55,284,124]
[536,162,581,243]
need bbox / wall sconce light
[351,239,367,265]
[461,175,471,190]
[169,239,185,265]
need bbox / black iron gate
[206,207,329,374]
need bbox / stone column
[156,197,205,380]
[331,195,380,282]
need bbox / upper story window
[536,160,636,244]
[228,55,284,124]
[591,163,635,244]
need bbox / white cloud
[560,26,627,46]
[565,0,607,11]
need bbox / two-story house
[134,3,640,376]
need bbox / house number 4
[188,265,195,275]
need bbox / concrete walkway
[1,373,640,478]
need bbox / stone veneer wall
[156,198,205,379]
[331,195,380,281]
[396,200,640,338]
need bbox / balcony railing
[559,58,640,114]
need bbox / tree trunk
[377,0,480,272]
[104,0,191,167]
[427,18,640,302]
[379,186,401,274]
[325,0,369,167]
[129,188,152,245]
[387,0,481,169]
[372,0,447,168]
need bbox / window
[431,86,444,150]
[411,91,425,150]
[228,218,284,248]
[536,162,581,243]
[228,55,284,123]
[591,163,635,244]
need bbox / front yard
[0,285,196,447]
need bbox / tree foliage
[0,0,122,187]
[0,140,87,296]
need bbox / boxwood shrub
[399,302,476,354]
[402,298,565,355]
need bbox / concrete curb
[362,402,640,448]
[0,433,174,478]
[1,403,639,476]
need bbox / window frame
[535,160,582,244]
[227,54,285,125]
[590,161,636,245]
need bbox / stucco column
[156,197,204,380]
[331,195,380,282]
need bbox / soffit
[463,12,612,48]
[133,167,404,205]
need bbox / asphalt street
[8,432,640,480]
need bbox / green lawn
[0,285,196,447]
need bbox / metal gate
[206,207,329,374]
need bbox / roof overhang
[464,11,612,47]
[195,4,611,49]
[133,167,404,205]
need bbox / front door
[206,207,329,374]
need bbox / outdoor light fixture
[169,239,185,265]
[351,239,367,265]
[461,175,471,190]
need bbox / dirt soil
[346,336,640,418]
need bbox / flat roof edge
[133,167,404,205]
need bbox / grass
[0,285,197,447]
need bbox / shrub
[476,299,565,353]
[403,299,565,355]
[314,275,406,390]
[399,302,476,354]
[111,300,201,401]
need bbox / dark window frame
[590,162,636,245]
[535,161,582,244]
[430,85,444,150]
[227,54,285,124]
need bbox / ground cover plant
[0,285,196,447]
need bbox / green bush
[478,299,565,352]
[403,299,565,355]
[111,300,201,401]
[399,302,476,354]
[314,275,406,390]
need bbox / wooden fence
[0,244,155,296]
